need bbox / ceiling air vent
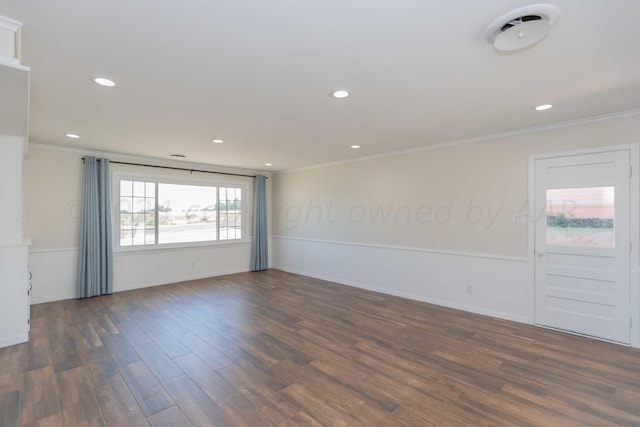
[500,15,542,32]
[485,4,560,52]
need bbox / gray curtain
[250,175,268,271]
[76,156,114,298]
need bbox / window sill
[114,239,251,255]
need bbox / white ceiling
[2,0,640,171]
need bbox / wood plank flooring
[2,269,640,426]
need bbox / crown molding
[278,108,640,175]
[28,142,271,178]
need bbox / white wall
[272,112,640,324]
[25,145,271,304]
[273,236,529,322]
[28,244,253,303]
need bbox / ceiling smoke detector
[485,4,560,52]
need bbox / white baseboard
[0,333,28,348]
[273,265,528,323]
[114,267,250,293]
[28,244,253,304]
[272,236,531,324]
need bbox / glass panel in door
[545,186,614,248]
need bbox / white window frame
[113,171,250,252]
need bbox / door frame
[528,143,640,347]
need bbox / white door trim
[528,143,640,347]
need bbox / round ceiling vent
[485,4,560,52]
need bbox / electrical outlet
[466,285,473,294]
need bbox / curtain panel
[76,156,114,298]
[250,175,268,271]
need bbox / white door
[534,150,631,344]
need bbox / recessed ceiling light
[65,133,80,139]
[265,163,273,166]
[535,104,553,111]
[211,139,224,144]
[93,77,115,87]
[170,154,186,159]
[351,145,361,149]
[331,90,350,99]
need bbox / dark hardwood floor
[1,269,640,426]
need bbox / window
[546,186,614,248]
[118,177,245,247]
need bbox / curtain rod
[82,158,265,179]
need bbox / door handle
[537,251,545,257]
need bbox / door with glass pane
[534,150,631,344]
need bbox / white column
[0,135,29,347]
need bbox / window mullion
[216,186,220,241]
[155,182,159,245]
